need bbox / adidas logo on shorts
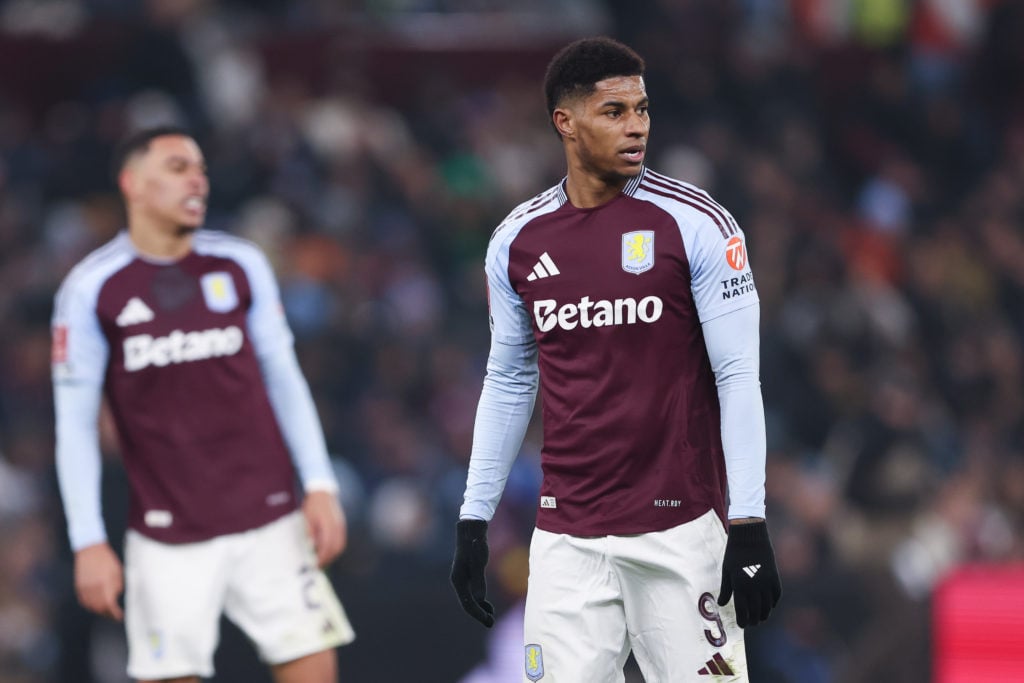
[697,653,735,676]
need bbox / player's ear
[553,107,575,138]
[118,167,135,199]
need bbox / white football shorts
[124,510,354,680]
[523,508,747,682]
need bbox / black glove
[717,520,782,628]
[450,519,495,628]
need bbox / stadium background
[1,0,1023,681]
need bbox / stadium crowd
[0,0,1022,681]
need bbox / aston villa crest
[525,643,545,681]
[200,272,239,313]
[622,230,654,274]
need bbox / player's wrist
[726,520,769,543]
[728,516,764,526]
[456,518,488,540]
[303,478,340,495]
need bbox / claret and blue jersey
[483,167,760,537]
[52,230,298,544]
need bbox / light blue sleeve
[233,243,337,492]
[485,230,535,346]
[701,303,767,519]
[460,233,539,520]
[235,243,295,358]
[459,335,539,521]
[52,275,109,550]
[258,346,339,492]
[685,212,759,324]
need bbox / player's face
[124,135,209,233]
[567,75,650,182]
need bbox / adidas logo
[697,653,735,676]
[116,297,155,327]
[742,564,761,578]
[527,252,560,281]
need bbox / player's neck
[564,167,629,209]
[127,217,195,261]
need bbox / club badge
[622,230,654,274]
[200,272,238,313]
[525,643,545,681]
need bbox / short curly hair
[543,37,645,120]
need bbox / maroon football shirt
[484,169,759,536]
[53,231,299,543]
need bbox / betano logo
[123,326,244,372]
[533,295,663,332]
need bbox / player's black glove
[717,520,782,628]
[450,519,495,628]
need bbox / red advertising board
[933,564,1024,682]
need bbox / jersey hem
[534,503,722,538]
[127,504,296,545]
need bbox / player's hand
[717,519,782,628]
[303,490,347,568]
[74,542,124,621]
[450,519,495,628]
